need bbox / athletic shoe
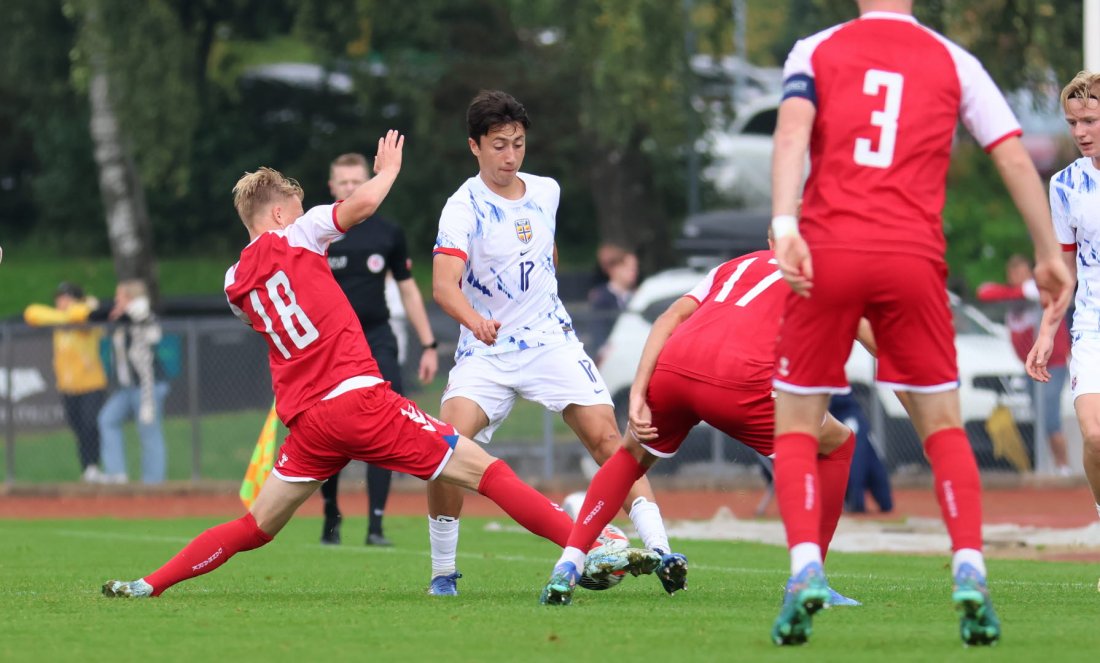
[654,550,689,595]
[952,563,1001,646]
[539,561,580,606]
[825,586,861,607]
[771,562,829,646]
[427,571,462,596]
[320,513,341,545]
[102,578,153,598]
[366,533,393,547]
[81,465,104,483]
[582,546,661,585]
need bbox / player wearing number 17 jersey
[100,131,660,600]
[540,247,859,606]
[767,0,1073,647]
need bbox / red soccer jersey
[782,11,1021,263]
[656,250,787,387]
[224,203,380,424]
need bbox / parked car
[595,262,1059,471]
[704,87,1075,208]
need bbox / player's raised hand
[775,234,813,297]
[627,393,658,442]
[1032,256,1073,316]
[470,317,502,346]
[373,129,404,175]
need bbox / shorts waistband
[322,375,384,401]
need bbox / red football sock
[144,512,273,596]
[478,460,572,547]
[565,447,648,551]
[818,432,855,558]
[924,428,983,551]
[774,432,822,548]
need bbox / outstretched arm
[988,137,1073,315]
[335,130,405,231]
[1026,251,1075,381]
[627,296,699,441]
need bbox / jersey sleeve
[781,37,818,104]
[286,203,345,255]
[1049,174,1077,248]
[389,226,413,281]
[949,47,1021,151]
[434,195,475,261]
[540,177,561,234]
[685,266,720,303]
[223,264,254,327]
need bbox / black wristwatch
[423,340,439,350]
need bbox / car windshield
[953,302,995,336]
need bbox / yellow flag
[240,401,280,509]
[985,404,1032,473]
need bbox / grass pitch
[1,515,1097,662]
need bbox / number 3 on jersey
[854,69,904,169]
[249,270,319,359]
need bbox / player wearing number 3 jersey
[100,131,659,600]
[767,0,1073,647]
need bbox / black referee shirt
[326,215,413,330]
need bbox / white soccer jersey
[1050,157,1100,338]
[434,173,576,358]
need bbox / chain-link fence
[0,299,1081,487]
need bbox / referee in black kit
[320,152,440,546]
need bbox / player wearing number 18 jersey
[767,0,1073,647]
[540,248,857,606]
[100,131,661,600]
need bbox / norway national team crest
[514,218,533,244]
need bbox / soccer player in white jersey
[426,90,682,596]
[1028,70,1100,534]
[100,132,658,599]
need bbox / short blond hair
[1060,70,1100,110]
[232,167,304,227]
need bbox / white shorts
[442,341,614,443]
[1070,335,1100,400]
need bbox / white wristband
[771,214,799,239]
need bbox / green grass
[5,384,578,483]
[0,515,1096,661]
[0,254,238,318]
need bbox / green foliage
[944,146,1036,291]
[1,516,1097,661]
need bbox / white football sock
[789,542,822,576]
[952,548,986,577]
[629,496,671,553]
[428,515,460,578]
[1094,503,1100,520]
[557,546,587,571]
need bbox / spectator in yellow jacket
[24,282,109,482]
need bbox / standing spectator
[587,244,639,353]
[319,152,439,547]
[23,282,108,482]
[94,280,170,485]
[829,392,893,513]
[767,0,1071,646]
[1028,70,1100,529]
[978,254,1072,475]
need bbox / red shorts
[774,250,957,393]
[641,369,775,457]
[272,383,457,482]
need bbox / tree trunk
[586,136,676,274]
[87,57,159,302]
